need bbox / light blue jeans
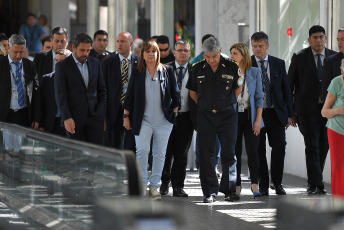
[135,119,173,188]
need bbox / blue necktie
[14,62,25,107]
[259,60,272,107]
[177,66,185,89]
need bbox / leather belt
[9,108,27,113]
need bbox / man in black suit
[251,32,294,196]
[55,33,107,145]
[40,49,71,136]
[0,34,40,129]
[157,35,175,64]
[101,31,138,150]
[160,40,195,197]
[89,30,112,59]
[41,36,52,52]
[34,27,68,82]
[289,25,337,195]
[320,27,344,101]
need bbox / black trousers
[258,108,286,189]
[198,107,237,196]
[5,108,30,127]
[52,117,66,137]
[297,104,328,188]
[235,110,260,186]
[161,112,194,189]
[107,106,136,152]
[67,117,104,145]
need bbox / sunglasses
[159,47,169,52]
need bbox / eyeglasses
[159,47,169,52]
[175,49,190,53]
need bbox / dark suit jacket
[288,47,337,115]
[40,72,58,132]
[0,55,41,123]
[54,55,107,128]
[89,49,113,58]
[123,65,181,135]
[251,55,293,125]
[33,49,53,82]
[165,61,198,130]
[101,53,139,125]
[320,51,342,101]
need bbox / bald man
[101,32,139,151]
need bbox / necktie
[177,66,185,89]
[14,62,25,107]
[121,59,129,104]
[316,54,323,77]
[259,60,272,107]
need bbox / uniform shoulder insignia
[224,57,238,65]
[192,59,205,67]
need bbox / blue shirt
[143,69,167,125]
[72,54,89,88]
[19,23,45,53]
[8,56,26,110]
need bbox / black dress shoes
[160,183,169,195]
[173,188,188,197]
[275,185,286,195]
[308,186,327,195]
[203,195,216,203]
[224,191,240,202]
[260,188,269,196]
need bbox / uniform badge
[238,68,242,76]
[237,76,244,86]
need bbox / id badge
[13,89,18,99]
[238,104,244,112]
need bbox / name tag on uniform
[222,74,233,80]
[238,104,244,112]
[197,75,205,79]
[12,89,18,99]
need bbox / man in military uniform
[187,37,243,203]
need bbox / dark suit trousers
[161,112,194,189]
[235,110,260,186]
[198,108,237,196]
[52,117,66,137]
[258,108,286,189]
[107,106,136,152]
[67,117,104,145]
[297,104,328,187]
[6,108,30,127]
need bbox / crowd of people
[0,19,343,202]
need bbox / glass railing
[0,122,141,229]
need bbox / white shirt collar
[311,48,325,56]
[254,54,269,64]
[119,52,132,62]
[8,55,23,64]
[175,61,188,69]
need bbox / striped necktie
[177,66,185,89]
[14,62,25,107]
[259,60,272,107]
[121,59,129,104]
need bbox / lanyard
[240,73,246,98]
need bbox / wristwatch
[123,114,129,118]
